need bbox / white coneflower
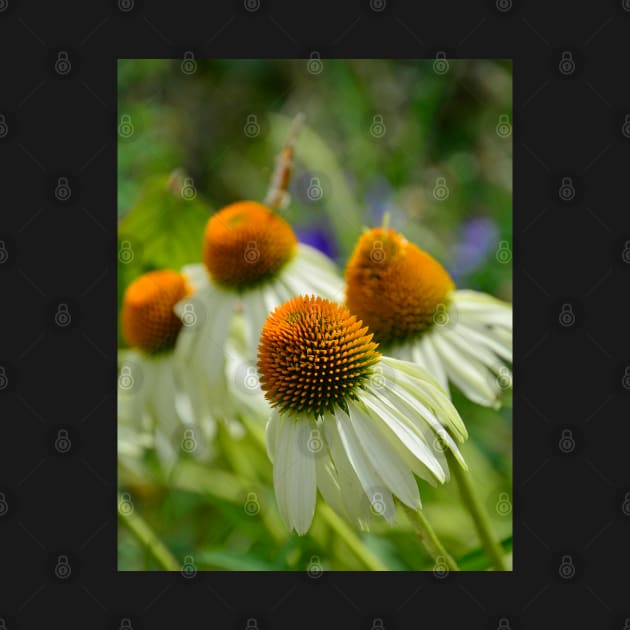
[345,226,512,408]
[174,200,344,425]
[257,295,467,535]
[118,269,209,471]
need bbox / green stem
[447,453,508,571]
[400,502,460,571]
[117,493,180,571]
[318,502,388,571]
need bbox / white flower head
[258,295,468,535]
[345,226,512,408]
[174,201,344,425]
[118,269,212,472]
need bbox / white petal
[381,362,469,448]
[453,290,512,328]
[332,410,396,522]
[347,400,420,509]
[273,415,316,535]
[416,336,449,394]
[430,333,500,408]
[315,450,350,523]
[322,414,372,526]
[153,430,178,473]
[382,380,467,472]
[378,360,466,443]
[265,409,282,462]
[180,263,210,292]
[454,321,512,363]
[361,389,446,483]
[242,287,272,359]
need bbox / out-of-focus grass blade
[456,535,512,571]
[269,113,363,261]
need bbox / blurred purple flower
[448,217,499,282]
[295,223,338,262]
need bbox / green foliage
[118,59,513,571]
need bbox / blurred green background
[117,59,513,571]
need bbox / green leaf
[119,171,211,272]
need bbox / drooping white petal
[414,336,449,394]
[454,321,512,363]
[379,356,468,441]
[332,410,396,522]
[281,244,344,302]
[314,448,350,524]
[360,389,446,484]
[347,400,421,509]
[180,263,210,292]
[441,326,504,375]
[265,409,282,462]
[272,415,317,535]
[452,290,512,328]
[430,333,500,408]
[242,287,272,359]
[322,413,373,526]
